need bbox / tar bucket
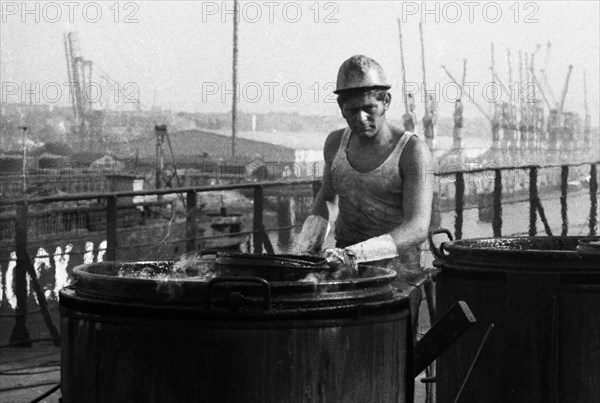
[429,230,600,403]
[59,260,414,403]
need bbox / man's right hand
[295,215,330,255]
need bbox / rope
[590,163,598,236]
[536,197,553,236]
[529,167,538,236]
[455,172,464,240]
[560,166,569,236]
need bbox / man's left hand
[319,248,358,278]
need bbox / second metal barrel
[431,234,599,403]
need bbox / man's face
[339,91,390,139]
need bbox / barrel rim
[434,236,599,271]
[68,260,402,307]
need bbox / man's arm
[295,130,343,254]
[389,136,434,251]
[310,130,341,218]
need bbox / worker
[296,55,434,280]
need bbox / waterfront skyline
[1,1,599,125]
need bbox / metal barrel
[60,261,413,403]
[431,235,599,403]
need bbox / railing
[0,161,598,348]
[435,161,598,240]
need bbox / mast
[525,53,532,151]
[231,0,239,157]
[519,51,524,124]
[507,49,513,90]
[19,126,28,193]
[397,18,409,114]
[419,22,435,149]
[461,59,467,97]
[491,43,497,119]
[583,70,591,150]
[419,23,426,93]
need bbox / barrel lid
[433,236,600,272]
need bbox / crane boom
[442,65,491,121]
[558,65,573,113]
[540,69,558,107]
[529,66,553,110]
[63,33,78,123]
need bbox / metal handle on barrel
[206,277,272,311]
[428,228,453,259]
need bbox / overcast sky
[1,1,598,124]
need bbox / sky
[1,1,599,125]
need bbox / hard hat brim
[333,85,392,95]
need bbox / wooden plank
[413,300,476,377]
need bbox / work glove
[295,215,329,255]
[319,247,358,279]
[346,234,398,263]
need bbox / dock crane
[64,31,101,150]
[558,65,573,114]
[64,32,90,142]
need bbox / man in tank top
[297,55,434,277]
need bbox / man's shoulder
[399,131,432,165]
[323,128,345,162]
[325,128,345,147]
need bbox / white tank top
[332,127,416,245]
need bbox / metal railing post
[186,190,198,252]
[590,163,598,236]
[253,185,264,253]
[10,201,31,346]
[455,172,464,240]
[311,180,322,200]
[529,167,538,236]
[106,196,118,261]
[492,169,503,237]
[560,166,569,236]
